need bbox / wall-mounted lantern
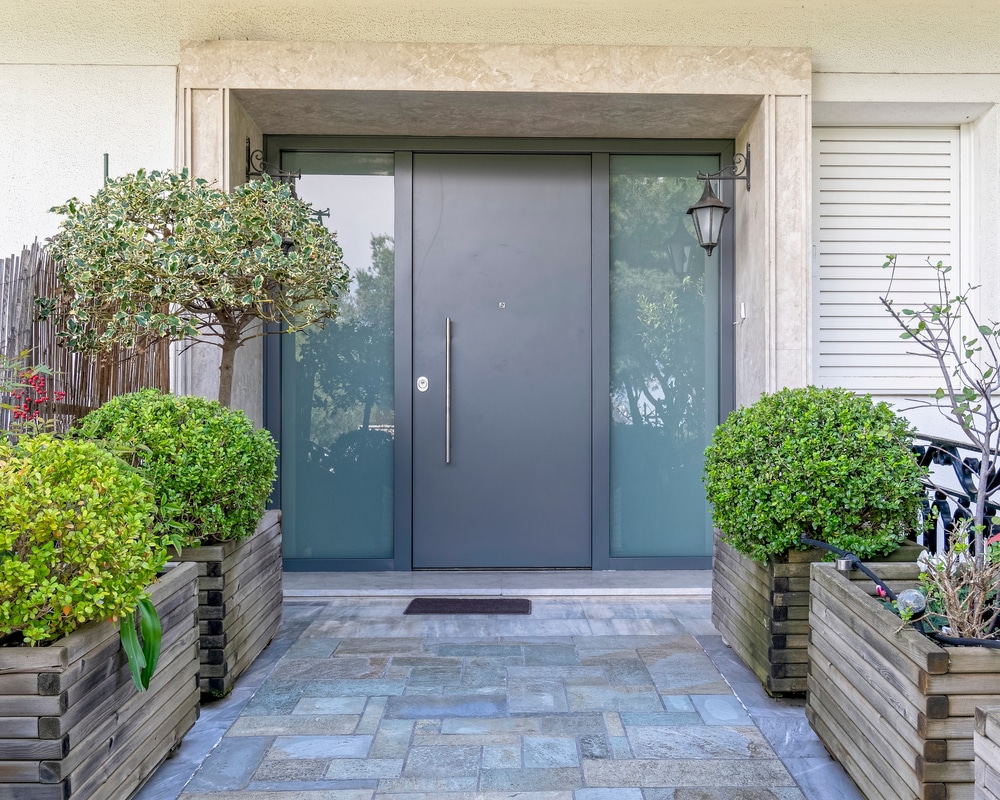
[686,143,751,256]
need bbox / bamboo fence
[1,241,170,432]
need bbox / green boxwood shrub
[0,435,165,644]
[76,390,278,545]
[703,386,925,563]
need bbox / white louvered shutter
[813,128,962,395]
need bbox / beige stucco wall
[3,0,999,416]
[6,0,1000,74]
[0,66,176,250]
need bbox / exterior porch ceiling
[812,100,992,126]
[232,89,763,138]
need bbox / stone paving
[138,595,862,800]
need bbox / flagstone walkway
[136,581,862,800]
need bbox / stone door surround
[176,40,812,414]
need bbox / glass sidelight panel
[279,154,395,559]
[609,155,720,559]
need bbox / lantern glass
[686,179,730,256]
[666,219,697,274]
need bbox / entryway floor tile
[136,574,861,800]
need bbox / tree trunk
[625,381,642,425]
[218,334,240,408]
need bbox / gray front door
[411,154,593,568]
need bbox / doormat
[404,597,531,615]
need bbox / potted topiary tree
[0,433,200,799]
[76,389,279,697]
[703,385,925,694]
[44,169,348,409]
[43,169,345,699]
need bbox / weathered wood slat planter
[170,509,282,697]
[712,532,818,695]
[975,708,1000,799]
[0,561,200,800]
[808,561,1000,800]
[712,532,920,696]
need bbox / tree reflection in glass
[610,156,720,559]
[280,163,395,560]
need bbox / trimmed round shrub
[703,386,925,563]
[0,434,165,645]
[76,390,277,545]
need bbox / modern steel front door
[411,153,593,568]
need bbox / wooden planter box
[170,509,282,697]
[975,707,1000,799]
[712,532,921,695]
[712,532,822,694]
[808,561,1000,800]
[0,561,200,800]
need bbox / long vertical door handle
[445,317,452,464]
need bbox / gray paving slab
[626,725,775,759]
[183,792,373,800]
[384,693,508,718]
[482,742,523,768]
[403,744,481,776]
[578,733,613,759]
[137,589,859,800]
[253,757,331,781]
[294,696,368,715]
[368,718,415,758]
[509,679,572,713]
[689,694,754,726]
[269,735,373,759]
[249,780,376,792]
[480,766,585,791]
[523,735,581,768]
[182,736,273,792]
[583,758,797,788]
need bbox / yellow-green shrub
[76,390,277,545]
[703,386,925,563]
[0,435,165,644]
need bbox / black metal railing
[912,433,1000,553]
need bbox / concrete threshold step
[282,569,713,599]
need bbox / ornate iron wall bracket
[696,143,751,191]
[246,138,301,195]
